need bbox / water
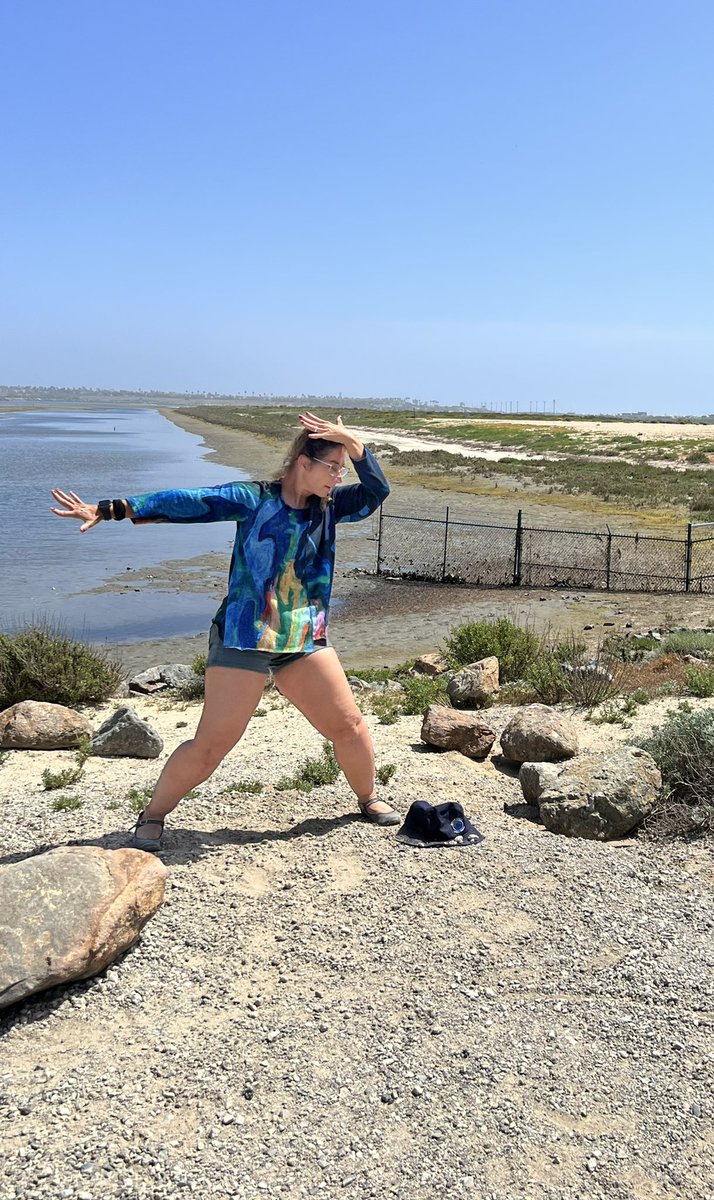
[0,408,249,643]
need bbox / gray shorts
[206,622,327,675]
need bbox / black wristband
[97,500,113,521]
[112,498,127,521]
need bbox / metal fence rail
[376,508,714,594]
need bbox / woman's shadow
[0,812,361,869]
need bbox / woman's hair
[274,430,344,510]
[274,430,342,480]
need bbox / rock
[519,761,562,805]
[413,653,449,676]
[129,664,197,694]
[0,847,167,1009]
[347,676,370,691]
[421,705,496,760]
[447,657,499,707]
[537,746,661,840]
[0,701,93,750]
[91,706,163,758]
[500,705,578,764]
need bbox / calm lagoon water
[0,408,248,643]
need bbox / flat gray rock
[129,663,197,693]
[91,705,163,758]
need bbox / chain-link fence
[376,509,714,594]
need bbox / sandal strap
[135,812,165,830]
[360,798,395,813]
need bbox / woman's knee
[188,734,234,775]
[327,707,368,744]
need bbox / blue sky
[2,0,714,414]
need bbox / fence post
[441,507,450,582]
[513,509,523,586]
[605,526,612,590]
[685,522,693,592]
[376,504,384,575]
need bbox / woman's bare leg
[276,648,394,814]
[136,666,266,839]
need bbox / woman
[51,410,400,851]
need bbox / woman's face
[302,447,348,497]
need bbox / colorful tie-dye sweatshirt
[127,447,389,652]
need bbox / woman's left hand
[299,412,364,459]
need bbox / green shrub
[192,652,208,675]
[276,742,340,792]
[630,688,652,705]
[589,701,629,726]
[663,631,714,656]
[376,763,397,785]
[685,666,714,697]
[52,794,83,812]
[0,750,9,767]
[126,784,153,812]
[399,674,449,714]
[225,780,264,794]
[526,644,618,709]
[638,710,714,838]
[0,621,123,710]
[443,617,540,682]
[41,737,92,791]
[601,632,660,663]
[526,655,567,705]
[42,764,83,791]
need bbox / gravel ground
[1,694,713,1200]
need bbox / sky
[2,0,714,415]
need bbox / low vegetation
[276,741,341,792]
[0,621,123,710]
[638,710,714,839]
[41,737,92,792]
[444,617,540,681]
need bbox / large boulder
[536,746,661,840]
[0,847,167,1009]
[421,705,496,760]
[500,705,578,764]
[0,701,93,750]
[518,761,562,805]
[447,657,500,707]
[129,664,197,694]
[91,706,163,759]
[413,653,449,677]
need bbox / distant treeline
[1,384,711,423]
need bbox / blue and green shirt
[127,447,389,652]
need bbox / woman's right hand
[50,489,103,533]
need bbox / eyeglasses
[312,457,349,480]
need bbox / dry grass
[618,653,689,697]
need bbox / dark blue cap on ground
[396,800,485,848]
